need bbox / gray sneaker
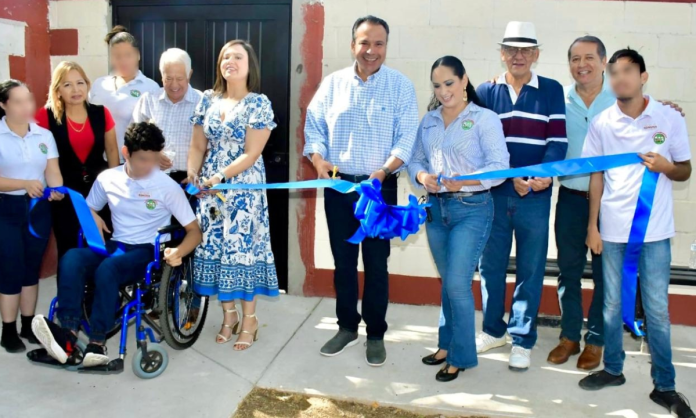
[365,339,387,367]
[320,329,359,357]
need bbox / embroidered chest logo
[138,192,151,198]
[38,143,48,154]
[653,132,666,145]
[145,199,157,210]
[130,89,141,98]
[462,120,475,130]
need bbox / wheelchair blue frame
[47,227,187,360]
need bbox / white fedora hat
[498,21,541,48]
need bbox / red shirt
[35,107,115,163]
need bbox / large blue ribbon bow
[29,187,124,257]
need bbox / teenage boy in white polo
[579,48,694,418]
[32,122,202,368]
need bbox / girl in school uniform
[35,61,120,259]
[0,80,64,353]
[89,26,159,159]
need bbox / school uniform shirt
[86,165,197,245]
[132,86,203,172]
[408,103,510,192]
[35,106,116,163]
[89,71,160,155]
[0,117,59,196]
[581,96,691,243]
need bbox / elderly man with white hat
[475,21,568,371]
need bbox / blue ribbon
[185,152,652,334]
[29,187,124,257]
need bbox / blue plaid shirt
[303,64,419,175]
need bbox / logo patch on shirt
[138,192,151,198]
[653,132,666,145]
[130,89,141,98]
[145,199,157,210]
[38,143,48,154]
[644,125,658,130]
[461,120,475,130]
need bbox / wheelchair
[27,224,209,379]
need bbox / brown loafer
[577,344,603,370]
[547,337,580,365]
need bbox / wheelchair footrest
[27,348,83,369]
[78,358,124,375]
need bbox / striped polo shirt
[476,71,568,197]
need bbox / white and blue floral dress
[191,90,279,302]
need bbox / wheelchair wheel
[131,343,168,379]
[159,257,208,350]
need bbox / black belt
[429,190,489,199]
[338,172,398,185]
[560,185,589,199]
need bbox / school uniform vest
[47,104,108,195]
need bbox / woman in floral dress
[187,40,278,351]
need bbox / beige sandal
[233,314,259,351]
[216,307,240,344]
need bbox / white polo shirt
[89,71,160,156]
[582,96,691,243]
[86,165,197,245]
[0,117,59,196]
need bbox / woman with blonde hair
[187,40,278,351]
[90,26,159,157]
[35,61,119,259]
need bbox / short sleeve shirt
[581,96,691,243]
[0,117,59,195]
[89,71,160,156]
[86,165,197,245]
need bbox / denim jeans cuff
[654,385,676,392]
[89,331,106,344]
[366,335,384,341]
[605,368,623,377]
[57,316,80,333]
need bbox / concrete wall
[309,0,696,284]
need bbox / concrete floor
[1,278,695,418]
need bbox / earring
[463,89,468,102]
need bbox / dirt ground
[233,387,488,418]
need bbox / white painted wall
[0,18,26,80]
[315,0,696,276]
[48,0,110,83]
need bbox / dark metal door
[113,0,291,290]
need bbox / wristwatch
[213,172,226,183]
[380,166,392,177]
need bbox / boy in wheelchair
[32,122,202,368]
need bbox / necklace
[67,116,87,133]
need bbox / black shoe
[320,329,359,357]
[20,328,40,345]
[365,340,387,367]
[422,349,446,366]
[31,315,77,364]
[650,390,696,418]
[436,363,462,382]
[1,331,26,353]
[579,370,626,391]
[83,343,109,368]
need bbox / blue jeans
[57,241,154,343]
[479,193,551,349]
[602,239,676,391]
[555,187,604,345]
[427,192,493,369]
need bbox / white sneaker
[475,332,507,354]
[509,345,531,371]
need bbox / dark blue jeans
[324,176,397,340]
[479,192,550,349]
[602,239,675,391]
[555,187,604,346]
[427,192,493,369]
[0,195,51,295]
[57,241,154,342]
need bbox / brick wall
[313,0,696,279]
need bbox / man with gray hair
[133,47,202,183]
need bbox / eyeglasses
[502,46,537,58]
